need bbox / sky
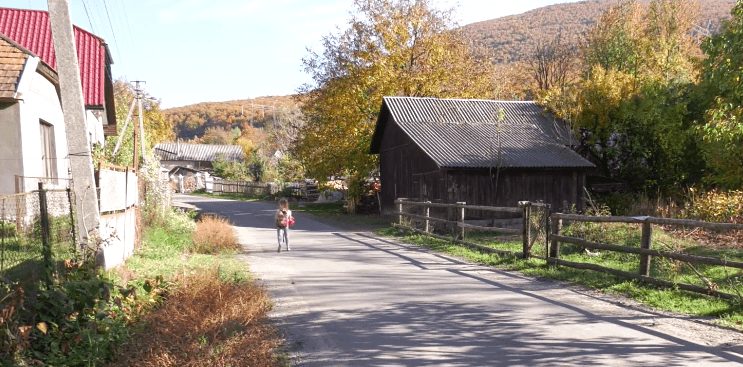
[5,0,581,108]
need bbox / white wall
[0,103,22,195]
[85,109,105,146]
[15,57,69,193]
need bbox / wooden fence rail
[549,213,743,301]
[394,197,743,302]
[394,198,548,259]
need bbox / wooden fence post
[521,202,532,259]
[639,220,653,277]
[456,202,466,240]
[549,216,562,266]
[397,198,406,226]
[424,201,431,233]
[544,204,551,260]
[38,182,53,287]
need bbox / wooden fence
[211,179,320,200]
[393,199,550,259]
[549,214,743,301]
[211,179,278,197]
[394,197,743,301]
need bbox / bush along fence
[394,197,743,302]
[0,183,76,286]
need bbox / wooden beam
[551,259,739,301]
[552,234,743,270]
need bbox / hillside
[461,0,735,64]
[164,0,736,139]
[164,95,300,140]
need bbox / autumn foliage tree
[539,0,705,193]
[698,0,743,188]
[297,0,494,211]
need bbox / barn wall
[442,169,586,212]
[378,114,438,212]
[376,114,588,213]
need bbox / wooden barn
[369,97,595,213]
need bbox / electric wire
[102,0,122,61]
[80,0,96,33]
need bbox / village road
[178,194,743,367]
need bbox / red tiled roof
[0,7,109,107]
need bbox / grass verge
[106,211,284,366]
[377,226,743,330]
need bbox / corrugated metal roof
[154,143,245,162]
[0,35,27,100]
[0,7,108,107]
[374,96,594,169]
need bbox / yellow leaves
[36,322,48,335]
[575,65,636,130]
[298,0,495,183]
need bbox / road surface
[178,195,743,367]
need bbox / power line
[102,0,122,60]
[80,0,96,33]
[116,0,135,50]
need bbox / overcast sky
[5,0,581,107]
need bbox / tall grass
[191,216,239,254]
[108,270,281,367]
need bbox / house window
[39,120,57,181]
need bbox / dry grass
[192,216,239,254]
[109,270,282,367]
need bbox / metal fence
[0,184,76,285]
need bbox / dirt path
[178,195,743,367]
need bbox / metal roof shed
[370,96,595,212]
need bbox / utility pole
[133,81,146,162]
[48,0,100,248]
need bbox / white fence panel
[98,167,139,269]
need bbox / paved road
[179,195,743,367]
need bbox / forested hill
[164,0,735,140]
[461,0,735,64]
[163,95,299,140]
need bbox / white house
[0,35,69,194]
[0,7,117,194]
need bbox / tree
[200,126,235,145]
[297,0,494,211]
[698,0,743,188]
[528,31,575,92]
[98,80,175,167]
[539,0,704,193]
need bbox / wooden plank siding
[373,97,592,215]
[378,118,586,213]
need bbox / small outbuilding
[154,142,244,172]
[370,96,595,213]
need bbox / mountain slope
[461,0,735,64]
